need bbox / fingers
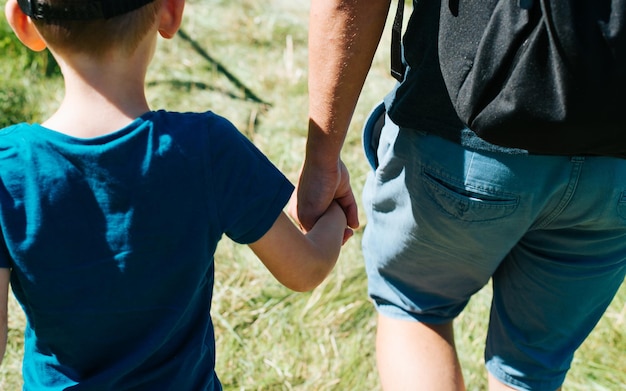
[334,160,359,229]
[293,159,359,236]
[335,189,359,229]
[296,193,331,231]
[342,227,354,245]
[287,191,301,226]
[294,166,337,231]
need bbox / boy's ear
[158,0,185,39]
[4,0,47,51]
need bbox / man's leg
[362,117,526,390]
[376,314,465,391]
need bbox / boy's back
[0,0,347,387]
[0,111,293,389]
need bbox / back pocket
[422,168,519,222]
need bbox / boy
[0,0,348,389]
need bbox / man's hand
[289,159,359,243]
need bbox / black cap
[17,0,158,21]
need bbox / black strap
[17,0,157,21]
[390,0,406,81]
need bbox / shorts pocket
[422,168,519,222]
[362,102,386,170]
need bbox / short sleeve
[205,116,294,244]
[0,241,10,269]
[0,137,15,269]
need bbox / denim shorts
[361,103,626,390]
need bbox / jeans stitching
[535,158,585,229]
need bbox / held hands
[288,158,359,244]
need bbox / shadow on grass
[155,29,270,106]
[146,79,249,102]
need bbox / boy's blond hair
[30,0,163,56]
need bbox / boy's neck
[42,42,155,139]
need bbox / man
[294,0,626,390]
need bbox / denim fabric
[361,107,626,390]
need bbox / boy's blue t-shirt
[0,110,294,390]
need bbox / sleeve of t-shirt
[0,242,10,269]
[0,141,14,269]
[205,114,294,244]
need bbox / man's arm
[296,0,392,230]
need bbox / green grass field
[1,0,625,389]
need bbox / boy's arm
[248,202,346,292]
[0,268,9,366]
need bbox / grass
[0,15,60,128]
[1,0,625,389]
